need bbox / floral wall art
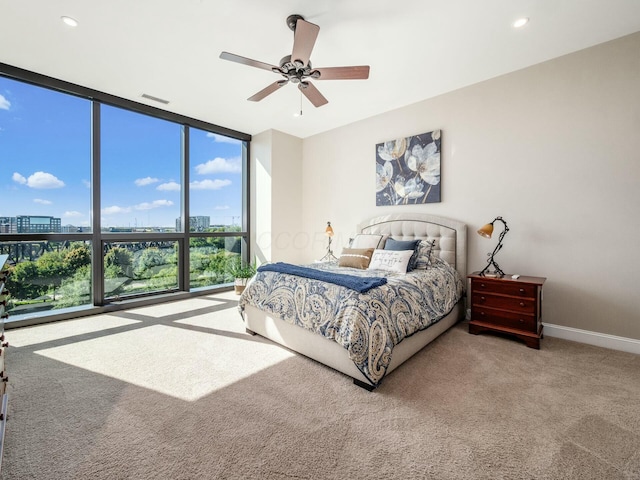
[375,130,441,206]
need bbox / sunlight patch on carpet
[8,315,140,347]
[129,297,224,317]
[175,312,245,334]
[35,324,295,401]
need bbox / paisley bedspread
[238,258,464,386]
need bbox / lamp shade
[325,222,334,237]
[477,223,494,238]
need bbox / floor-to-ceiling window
[0,76,93,317]
[100,105,182,299]
[0,65,250,325]
[188,127,247,290]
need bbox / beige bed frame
[242,213,467,390]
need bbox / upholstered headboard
[358,213,467,279]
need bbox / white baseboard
[544,323,640,355]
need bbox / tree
[104,247,133,278]
[132,247,171,279]
[36,251,67,300]
[55,265,91,309]
[64,243,91,271]
[6,261,46,300]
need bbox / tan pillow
[350,233,389,249]
[338,247,374,269]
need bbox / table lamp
[477,216,509,277]
[319,221,338,262]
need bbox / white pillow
[368,249,413,274]
[350,233,388,249]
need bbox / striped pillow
[338,248,375,269]
[414,240,437,269]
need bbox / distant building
[176,216,211,232]
[16,215,62,233]
[62,224,92,233]
[0,217,17,233]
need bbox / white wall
[251,129,305,265]
[298,32,640,340]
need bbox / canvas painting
[375,130,441,206]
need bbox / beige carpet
[2,292,640,479]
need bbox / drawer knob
[519,319,525,323]
[519,302,525,307]
[519,288,525,293]
[480,283,486,288]
[479,311,485,316]
[480,296,486,302]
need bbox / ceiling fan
[219,14,370,108]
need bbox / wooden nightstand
[468,272,546,349]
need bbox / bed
[238,213,467,390]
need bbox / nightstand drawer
[471,293,536,313]
[471,279,536,298]
[471,305,536,332]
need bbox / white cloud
[15,171,65,189]
[215,205,230,210]
[64,211,83,217]
[205,133,241,144]
[13,172,27,184]
[157,181,180,191]
[82,179,91,188]
[0,94,10,110]
[195,157,241,175]
[135,176,159,186]
[134,199,174,210]
[190,179,232,190]
[33,198,52,205]
[102,205,132,215]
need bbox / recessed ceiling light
[61,16,78,27]
[513,17,529,28]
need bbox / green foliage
[6,261,46,300]
[226,255,256,279]
[64,243,91,271]
[104,247,133,277]
[190,249,234,288]
[132,248,173,279]
[36,251,67,284]
[6,238,247,308]
[55,265,91,309]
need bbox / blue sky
[0,75,243,229]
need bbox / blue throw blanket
[257,262,387,293]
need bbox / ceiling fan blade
[248,80,288,102]
[291,19,320,67]
[299,81,328,108]
[220,51,280,73]
[312,66,370,80]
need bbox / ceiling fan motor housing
[276,55,319,83]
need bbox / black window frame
[0,63,251,328]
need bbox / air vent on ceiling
[141,93,170,105]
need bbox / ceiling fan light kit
[220,14,370,108]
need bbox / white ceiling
[2,0,640,139]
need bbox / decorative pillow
[384,238,421,270]
[413,239,437,270]
[350,233,388,249]
[338,248,375,269]
[368,249,414,274]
